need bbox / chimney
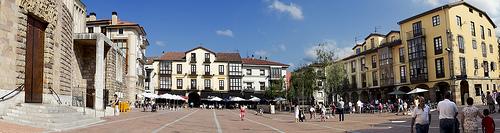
[259,56,262,59]
[88,12,96,21]
[251,54,254,59]
[265,57,268,60]
[112,11,118,25]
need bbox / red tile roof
[158,52,185,61]
[241,58,289,67]
[215,53,241,62]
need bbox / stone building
[0,0,127,119]
[86,12,149,103]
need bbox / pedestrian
[331,102,336,116]
[411,96,431,133]
[240,105,246,121]
[320,104,326,122]
[486,91,496,113]
[437,92,458,133]
[482,109,495,133]
[460,97,485,133]
[112,94,120,116]
[309,106,315,119]
[338,99,345,122]
[299,110,305,122]
[481,91,486,106]
[357,100,363,114]
[397,98,404,115]
[496,91,500,113]
[403,101,408,115]
[348,101,353,114]
[295,105,300,123]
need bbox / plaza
[1,105,499,133]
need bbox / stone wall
[104,47,126,103]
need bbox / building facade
[86,12,149,103]
[341,1,499,105]
[151,47,288,106]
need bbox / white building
[241,58,289,92]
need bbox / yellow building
[342,1,499,105]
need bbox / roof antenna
[374,26,381,33]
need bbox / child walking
[482,109,495,133]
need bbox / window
[432,15,440,26]
[270,68,282,79]
[399,47,405,63]
[219,65,224,75]
[412,21,423,37]
[88,27,93,33]
[458,36,464,53]
[475,84,482,96]
[204,65,210,75]
[159,61,172,75]
[177,79,183,89]
[474,59,478,69]
[100,26,106,35]
[489,44,493,53]
[472,39,477,49]
[246,82,252,89]
[469,8,474,13]
[350,75,357,88]
[481,43,487,57]
[356,48,360,54]
[260,82,265,91]
[400,66,406,83]
[191,64,196,74]
[456,16,462,26]
[460,57,466,76]
[372,71,378,86]
[118,28,123,34]
[360,58,366,71]
[351,61,356,72]
[219,80,224,90]
[190,79,197,90]
[370,38,375,49]
[229,78,242,90]
[435,58,445,78]
[488,29,492,37]
[470,21,475,36]
[480,25,485,39]
[246,69,252,75]
[159,76,172,90]
[260,69,265,76]
[434,37,443,54]
[229,63,242,76]
[204,79,211,89]
[361,73,366,88]
[484,61,489,77]
[204,53,210,62]
[408,37,428,82]
[491,62,496,71]
[371,55,377,68]
[176,64,182,74]
[191,53,196,62]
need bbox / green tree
[313,42,348,104]
[290,65,317,105]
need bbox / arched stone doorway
[434,82,451,103]
[351,92,359,103]
[188,92,201,108]
[459,80,469,105]
[360,91,369,103]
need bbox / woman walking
[240,105,246,121]
[460,97,485,133]
[295,105,300,123]
[411,96,431,133]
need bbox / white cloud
[414,0,500,34]
[155,41,166,47]
[215,29,234,37]
[254,50,269,57]
[304,40,353,63]
[268,0,304,20]
[277,44,287,51]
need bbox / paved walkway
[2,106,500,133]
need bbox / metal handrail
[48,87,62,104]
[0,84,24,102]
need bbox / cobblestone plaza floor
[2,106,500,133]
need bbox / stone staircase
[1,103,104,131]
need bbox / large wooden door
[25,15,47,103]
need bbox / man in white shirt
[338,99,345,121]
[357,100,363,114]
[437,92,458,133]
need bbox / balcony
[406,28,425,40]
[204,87,213,91]
[203,58,211,63]
[190,58,196,63]
[189,72,197,77]
[177,86,182,89]
[203,72,213,77]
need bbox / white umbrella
[142,92,158,98]
[159,93,175,99]
[230,97,245,101]
[249,97,260,102]
[209,97,223,101]
[173,95,186,101]
[273,97,286,101]
[407,88,429,94]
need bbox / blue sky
[82,0,500,69]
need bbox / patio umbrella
[142,92,158,98]
[209,97,223,101]
[273,97,287,101]
[249,97,261,102]
[407,88,429,94]
[230,97,245,102]
[388,90,407,95]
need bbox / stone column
[94,35,105,110]
[126,35,137,103]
